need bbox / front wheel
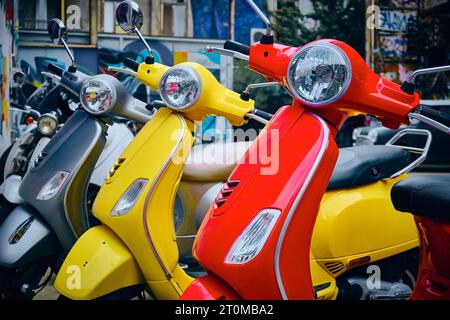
[0,257,55,300]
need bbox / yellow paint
[137,61,254,126]
[54,225,144,300]
[311,174,419,299]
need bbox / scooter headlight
[225,208,281,265]
[37,113,58,136]
[158,66,201,111]
[287,42,351,107]
[80,79,116,114]
[36,171,69,200]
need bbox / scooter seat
[182,141,251,182]
[327,145,411,190]
[391,175,450,219]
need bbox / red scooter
[181,0,450,300]
[391,99,450,300]
[392,173,450,300]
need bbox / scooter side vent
[107,157,126,179]
[32,151,49,168]
[215,179,240,208]
[324,261,345,275]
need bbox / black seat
[391,175,450,219]
[327,145,411,190]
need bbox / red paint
[181,275,241,300]
[186,38,419,300]
[411,217,450,300]
[249,39,418,129]
[193,106,338,299]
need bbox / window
[19,0,61,31]
[64,0,90,32]
[18,0,90,32]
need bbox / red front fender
[181,275,242,300]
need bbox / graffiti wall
[189,0,267,44]
[375,0,418,83]
[0,0,14,151]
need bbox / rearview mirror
[48,18,68,45]
[115,0,154,63]
[116,0,144,33]
[47,18,76,68]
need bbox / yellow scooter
[55,1,430,300]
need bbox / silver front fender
[0,205,59,268]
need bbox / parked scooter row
[0,14,243,299]
[1,0,449,300]
[53,0,448,301]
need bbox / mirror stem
[245,0,272,36]
[60,38,76,68]
[134,27,154,64]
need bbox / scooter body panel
[54,225,144,300]
[92,108,195,299]
[181,274,241,300]
[0,204,59,268]
[193,106,339,300]
[19,110,106,251]
[411,216,450,300]
[312,175,418,277]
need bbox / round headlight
[287,42,351,107]
[80,79,115,114]
[37,113,58,136]
[158,66,201,110]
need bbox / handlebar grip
[419,105,450,128]
[47,63,64,77]
[124,58,140,72]
[254,109,273,121]
[224,40,250,56]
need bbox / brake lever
[107,66,137,77]
[409,112,450,134]
[204,47,249,61]
[41,71,61,82]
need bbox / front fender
[54,225,144,300]
[0,204,59,268]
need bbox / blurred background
[0,0,449,151]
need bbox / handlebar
[124,58,140,72]
[409,105,450,134]
[253,109,273,121]
[47,63,64,77]
[224,40,250,56]
[418,105,450,128]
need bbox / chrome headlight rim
[37,112,58,136]
[80,77,116,115]
[287,41,352,107]
[158,65,202,111]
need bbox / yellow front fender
[54,225,144,300]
